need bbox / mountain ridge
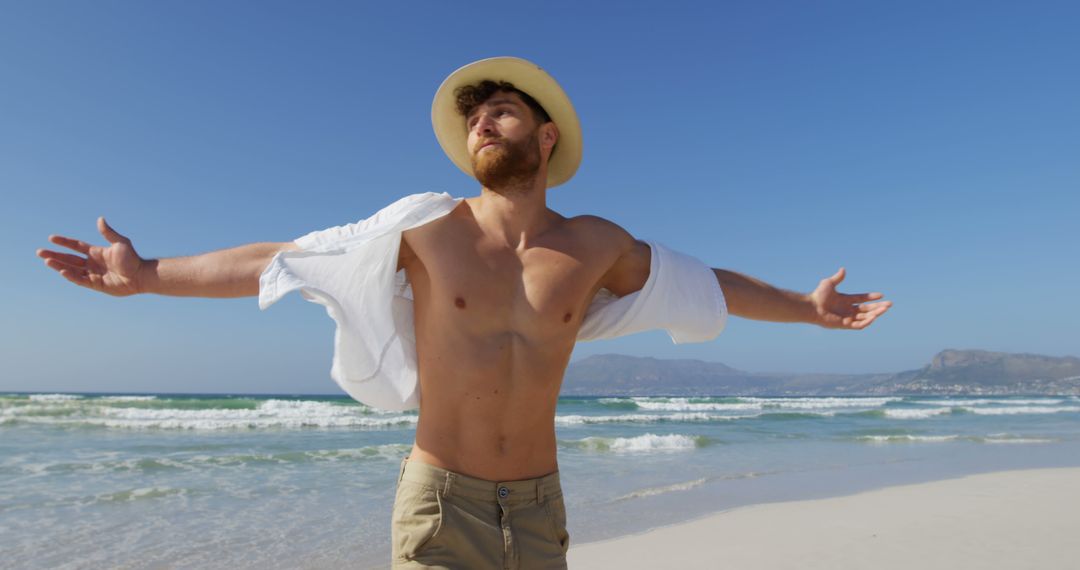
[562,349,1080,396]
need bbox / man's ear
[540,122,559,153]
[540,121,557,148]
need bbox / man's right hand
[37,217,144,296]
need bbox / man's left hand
[807,268,892,330]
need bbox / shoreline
[567,467,1080,569]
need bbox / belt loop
[398,456,408,483]
[443,472,453,497]
[536,480,545,505]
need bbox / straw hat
[431,56,582,188]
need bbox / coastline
[6,393,1078,569]
[567,467,1080,569]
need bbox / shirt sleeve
[258,191,448,309]
[256,191,461,411]
[576,240,727,344]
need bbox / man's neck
[470,182,554,250]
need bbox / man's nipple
[563,312,572,323]
[454,296,467,309]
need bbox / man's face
[465,91,543,190]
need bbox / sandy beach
[568,467,1080,570]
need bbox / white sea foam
[555,412,722,425]
[631,399,761,412]
[858,433,1056,444]
[172,443,413,466]
[569,433,704,453]
[983,433,1057,444]
[13,443,414,475]
[859,434,960,443]
[883,407,954,419]
[918,398,1064,407]
[98,395,158,402]
[615,477,708,500]
[760,410,837,418]
[97,415,415,430]
[300,443,412,461]
[612,433,702,452]
[624,396,897,412]
[982,436,1057,444]
[742,397,900,409]
[27,394,83,401]
[8,398,418,430]
[961,405,1080,416]
[21,415,418,430]
[90,486,188,505]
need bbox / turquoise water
[3,393,1079,569]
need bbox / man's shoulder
[565,214,640,254]
[566,214,632,240]
[565,215,651,296]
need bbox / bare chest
[403,218,605,339]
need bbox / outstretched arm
[36,217,298,298]
[714,267,891,330]
[591,217,892,331]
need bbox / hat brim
[431,57,582,189]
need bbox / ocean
[3,392,1079,569]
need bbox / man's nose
[473,113,496,135]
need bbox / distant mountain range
[561,349,1080,396]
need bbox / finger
[48,234,93,255]
[852,310,887,325]
[98,217,129,244]
[828,267,846,285]
[856,300,893,312]
[853,310,884,323]
[857,305,889,317]
[44,258,88,274]
[843,292,883,304]
[853,314,883,329]
[851,307,891,328]
[58,267,92,288]
[37,249,88,268]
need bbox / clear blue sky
[3,1,1078,394]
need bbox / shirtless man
[37,57,892,569]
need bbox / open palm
[36,217,145,296]
[809,267,892,330]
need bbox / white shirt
[259,192,727,411]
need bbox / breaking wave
[562,433,708,453]
[1,396,415,430]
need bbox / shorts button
[498,486,509,498]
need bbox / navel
[563,312,572,323]
[454,296,467,309]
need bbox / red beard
[470,130,541,191]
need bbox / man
[37,57,892,569]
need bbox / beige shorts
[391,456,570,570]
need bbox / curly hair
[454,80,552,125]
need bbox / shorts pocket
[391,482,445,561]
[544,493,570,554]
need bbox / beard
[470,130,541,193]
